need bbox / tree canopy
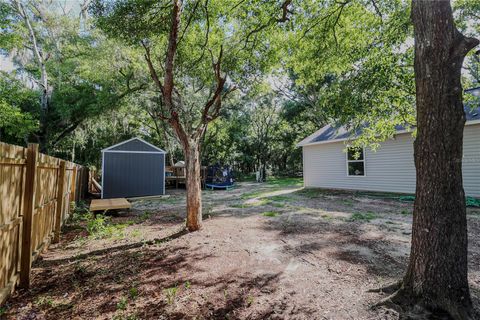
[0,0,478,173]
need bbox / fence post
[70,165,78,212]
[53,161,66,243]
[19,143,38,289]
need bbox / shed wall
[103,152,165,198]
[303,124,480,197]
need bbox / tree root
[369,284,475,320]
[370,287,407,311]
[368,280,403,294]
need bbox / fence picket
[19,144,38,289]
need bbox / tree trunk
[184,141,203,231]
[400,1,479,318]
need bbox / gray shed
[101,137,166,199]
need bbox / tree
[373,1,479,319]
[93,0,291,231]
[0,72,38,143]
[2,0,145,152]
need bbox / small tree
[93,0,292,231]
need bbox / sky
[0,55,15,72]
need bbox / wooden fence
[0,142,87,305]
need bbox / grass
[265,177,303,187]
[86,214,127,239]
[34,295,55,308]
[270,202,286,208]
[116,296,128,311]
[341,199,354,206]
[321,214,333,220]
[164,286,178,305]
[240,190,268,200]
[239,177,302,200]
[262,211,280,217]
[129,287,139,300]
[296,188,323,198]
[269,195,294,202]
[349,212,377,222]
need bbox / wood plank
[91,177,102,192]
[0,158,27,165]
[19,143,38,289]
[53,161,66,243]
[127,194,171,201]
[90,198,131,212]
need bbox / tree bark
[399,1,479,318]
[184,141,203,231]
[13,0,50,152]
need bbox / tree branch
[141,40,164,94]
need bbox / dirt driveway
[3,178,480,319]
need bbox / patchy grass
[296,188,323,198]
[265,177,303,187]
[341,199,355,206]
[244,198,272,207]
[240,177,302,200]
[262,211,280,217]
[164,286,179,305]
[34,295,55,308]
[270,202,286,208]
[269,195,294,202]
[349,212,377,222]
[240,190,267,200]
[86,214,127,239]
[11,182,480,320]
[137,211,153,222]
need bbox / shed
[101,137,166,198]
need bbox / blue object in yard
[206,164,234,190]
[206,182,234,190]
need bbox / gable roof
[102,137,166,153]
[298,105,480,147]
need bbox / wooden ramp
[90,198,131,212]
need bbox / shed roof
[102,137,166,153]
[298,104,480,147]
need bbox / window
[347,147,365,176]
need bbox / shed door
[103,153,164,198]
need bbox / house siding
[303,124,480,197]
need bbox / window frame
[346,147,366,177]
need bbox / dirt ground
[3,178,480,320]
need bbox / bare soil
[3,179,480,320]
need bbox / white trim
[299,120,478,148]
[102,150,166,154]
[163,154,166,195]
[300,137,352,147]
[102,137,166,153]
[346,147,366,177]
[302,147,306,187]
[101,152,104,199]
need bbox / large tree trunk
[388,1,478,319]
[184,141,203,231]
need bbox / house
[102,137,166,198]
[297,106,480,197]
